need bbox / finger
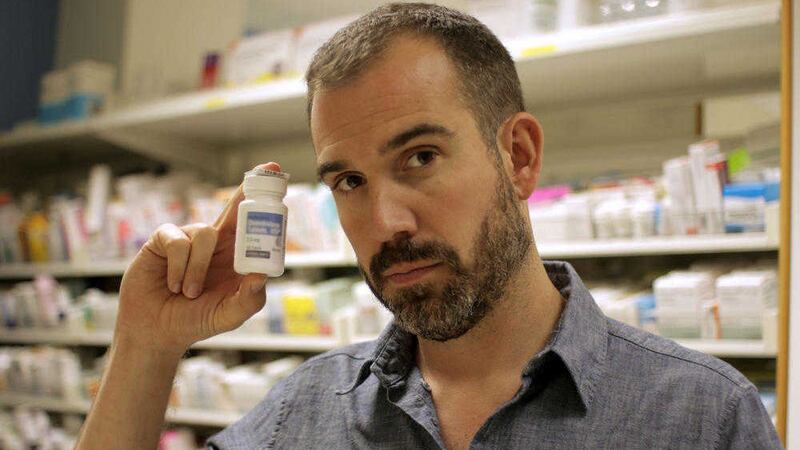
[214,274,268,332]
[151,223,191,294]
[181,223,218,299]
[213,162,282,233]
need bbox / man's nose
[368,183,418,243]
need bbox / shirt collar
[339,260,608,411]
[533,260,608,410]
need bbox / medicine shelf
[0,2,780,156]
[675,339,776,358]
[0,259,133,278]
[537,232,779,258]
[0,250,355,279]
[0,392,243,427]
[0,329,342,353]
[0,233,777,279]
[0,328,776,358]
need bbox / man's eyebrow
[382,123,454,154]
[316,123,453,181]
[317,160,348,181]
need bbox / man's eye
[407,150,437,169]
[334,175,364,192]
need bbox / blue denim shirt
[207,261,781,449]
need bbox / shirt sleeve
[716,384,783,450]
[205,373,296,450]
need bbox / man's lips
[384,262,442,286]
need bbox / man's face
[312,36,531,341]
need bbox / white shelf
[164,407,243,427]
[0,328,776,358]
[537,233,779,258]
[0,329,114,346]
[509,2,778,61]
[0,329,343,352]
[0,341,773,428]
[0,392,244,427]
[0,393,90,415]
[284,250,356,268]
[0,259,133,278]
[676,339,776,358]
[0,2,779,151]
[0,251,354,279]
[196,333,341,352]
[0,234,777,279]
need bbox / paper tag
[282,295,320,335]
[520,44,557,59]
[728,148,751,175]
[204,97,226,109]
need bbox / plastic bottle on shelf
[234,168,290,277]
[524,0,558,35]
[25,211,50,263]
[0,192,24,264]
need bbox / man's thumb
[217,274,268,332]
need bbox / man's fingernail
[186,283,202,298]
[170,283,181,294]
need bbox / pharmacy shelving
[0,328,776,358]
[0,250,355,279]
[0,259,133,278]
[0,329,342,353]
[537,232,779,258]
[0,392,243,427]
[0,233,778,279]
[675,339,776,358]
[0,2,780,159]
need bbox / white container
[223,29,296,86]
[69,60,115,96]
[293,16,357,74]
[655,308,702,339]
[631,200,656,238]
[234,169,290,276]
[224,367,269,412]
[716,270,777,313]
[653,271,715,311]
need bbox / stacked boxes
[653,271,716,339]
[716,270,777,339]
[39,61,115,125]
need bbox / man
[76,3,781,449]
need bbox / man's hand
[114,162,280,356]
[76,162,281,450]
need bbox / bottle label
[245,212,283,259]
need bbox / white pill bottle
[234,168,290,276]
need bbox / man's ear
[496,112,544,200]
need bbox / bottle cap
[243,168,290,197]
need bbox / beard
[361,170,532,342]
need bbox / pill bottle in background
[234,168,290,276]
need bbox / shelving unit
[0,328,776,359]
[0,329,343,352]
[0,3,780,166]
[0,0,792,442]
[0,393,243,427]
[537,232,778,258]
[0,233,778,279]
[0,250,355,279]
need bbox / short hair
[305,2,525,148]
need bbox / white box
[688,140,724,234]
[716,270,777,313]
[653,271,715,311]
[223,29,296,86]
[293,16,357,75]
[69,60,115,95]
